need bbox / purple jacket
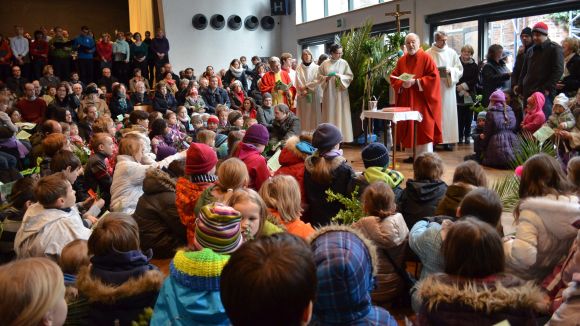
[482,103,518,169]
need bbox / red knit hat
[207,115,219,125]
[186,143,218,175]
[532,22,548,36]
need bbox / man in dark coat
[516,22,564,118]
[201,75,230,113]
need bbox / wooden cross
[385,1,412,33]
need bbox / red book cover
[382,107,411,112]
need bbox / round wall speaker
[210,14,225,30]
[192,14,208,30]
[228,15,242,30]
[261,16,275,31]
[244,15,259,31]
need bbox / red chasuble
[390,49,442,147]
[259,70,295,106]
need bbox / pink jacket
[521,92,546,134]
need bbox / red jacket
[96,41,113,62]
[0,39,12,64]
[275,146,306,201]
[234,142,270,191]
[16,98,47,124]
[30,40,49,63]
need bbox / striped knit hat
[170,248,229,291]
[193,203,242,254]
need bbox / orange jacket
[175,177,214,245]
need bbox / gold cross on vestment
[385,1,412,33]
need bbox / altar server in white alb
[318,43,354,143]
[295,49,322,132]
[426,31,463,150]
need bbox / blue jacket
[74,34,95,59]
[310,226,397,326]
[151,249,230,326]
[201,87,230,114]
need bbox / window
[328,0,348,16]
[306,0,325,22]
[353,0,380,10]
[436,21,479,61]
[296,0,303,24]
[487,11,576,70]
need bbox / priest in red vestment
[390,33,442,160]
[259,56,295,107]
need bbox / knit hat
[193,203,242,254]
[186,142,218,175]
[207,115,219,125]
[554,93,569,110]
[362,143,389,169]
[489,90,505,103]
[170,248,229,291]
[477,111,487,120]
[243,124,269,145]
[312,123,343,151]
[521,27,532,37]
[296,141,316,155]
[228,110,243,125]
[532,22,548,36]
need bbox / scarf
[229,65,243,78]
[317,149,343,159]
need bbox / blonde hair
[59,239,89,275]
[196,129,216,146]
[0,257,65,326]
[259,175,302,222]
[227,188,267,237]
[216,157,249,192]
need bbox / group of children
[1,106,580,325]
[468,88,580,169]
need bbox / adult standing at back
[516,22,564,118]
[426,31,463,151]
[481,44,511,108]
[456,45,479,144]
[318,44,353,143]
[511,27,533,126]
[150,28,170,82]
[73,26,96,85]
[390,33,441,162]
[295,49,322,132]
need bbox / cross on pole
[385,1,411,33]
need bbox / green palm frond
[512,131,556,168]
[491,174,520,212]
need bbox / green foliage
[132,307,153,326]
[470,95,486,114]
[326,186,364,224]
[340,20,405,113]
[491,174,520,213]
[511,131,556,168]
[548,11,579,27]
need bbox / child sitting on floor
[259,175,315,239]
[149,118,178,161]
[435,160,487,217]
[0,257,68,326]
[221,233,317,326]
[195,157,249,215]
[0,177,36,262]
[521,91,546,134]
[546,93,575,131]
[14,173,92,259]
[568,156,580,190]
[353,181,409,306]
[398,152,447,229]
[85,133,115,209]
[464,111,487,162]
[175,142,219,245]
[227,188,283,241]
[59,239,90,325]
[354,142,404,201]
[76,213,164,325]
[232,124,271,191]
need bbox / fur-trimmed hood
[417,273,544,313]
[278,136,308,166]
[142,167,176,195]
[304,155,346,174]
[309,224,386,324]
[77,265,164,304]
